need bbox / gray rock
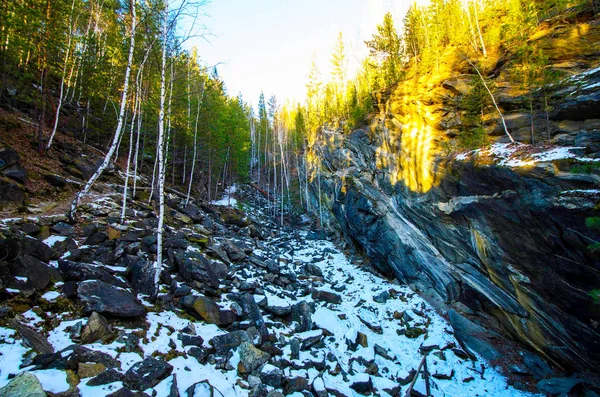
[123,255,155,295]
[185,380,216,397]
[260,364,283,387]
[191,296,237,326]
[81,312,113,344]
[537,377,584,395]
[77,280,146,318]
[174,250,221,288]
[211,330,251,355]
[9,255,61,290]
[58,259,128,288]
[290,301,313,332]
[52,222,75,236]
[349,374,373,395]
[0,372,46,397]
[11,320,54,354]
[311,288,342,304]
[125,358,173,391]
[448,310,501,361]
[237,342,271,375]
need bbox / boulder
[210,330,251,355]
[81,312,113,344]
[311,288,342,304]
[77,280,146,318]
[9,255,61,290]
[0,372,46,397]
[237,342,271,375]
[448,310,501,362]
[0,146,20,169]
[33,345,119,371]
[185,380,216,397]
[1,164,26,183]
[191,296,237,326]
[124,358,173,391]
[537,378,585,395]
[0,178,24,205]
[173,250,220,288]
[122,255,155,295]
[349,373,373,395]
[260,364,284,388]
[58,259,127,287]
[11,320,54,354]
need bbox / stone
[33,345,119,371]
[107,226,122,240]
[265,294,292,316]
[0,178,24,205]
[174,250,221,288]
[78,362,106,378]
[237,342,271,375]
[223,239,247,262]
[58,260,128,288]
[81,312,113,344]
[52,222,75,236]
[537,378,585,395]
[1,163,25,184]
[182,203,204,222]
[106,388,150,397]
[9,255,61,290]
[211,330,251,355]
[260,364,283,387]
[0,146,20,169]
[297,330,323,350]
[124,358,173,391]
[349,373,373,395]
[311,288,342,304]
[448,310,501,362]
[373,290,390,304]
[522,351,554,380]
[290,301,313,332]
[84,232,108,246]
[192,296,237,326]
[122,255,155,295]
[77,280,146,318]
[87,369,124,386]
[0,372,46,397]
[284,376,309,394]
[178,334,204,348]
[185,380,216,397]
[11,320,54,354]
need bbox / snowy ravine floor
[0,227,539,396]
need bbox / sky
[187,0,421,107]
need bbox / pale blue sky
[189,0,417,106]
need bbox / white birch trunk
[154,2,169,291]
[69,0,136,219]
[186,82,204,206]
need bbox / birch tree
[70,0,137,219]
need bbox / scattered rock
[192,296,237,326]
[237,342,271,375]
[0,372,46,397]
[81,312,113,344]
[311,288,342,304]
[77,280,146,318]
[124,358,173,391]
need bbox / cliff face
[307,64,600,373]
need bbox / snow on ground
[0,222,538,396]
[455,142,598,167]
[211,185,239,207]
[286,234,537,397]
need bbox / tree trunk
[70,0,137,219]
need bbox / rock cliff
[307,63,600,374]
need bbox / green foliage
[458,126,488,150]
[585,217,600,230]
[589,289,600,304]
[570,162,600,174]
[365,12,402,86]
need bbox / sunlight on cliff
[374,81,442,193]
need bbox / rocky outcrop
[307,66,600,374]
